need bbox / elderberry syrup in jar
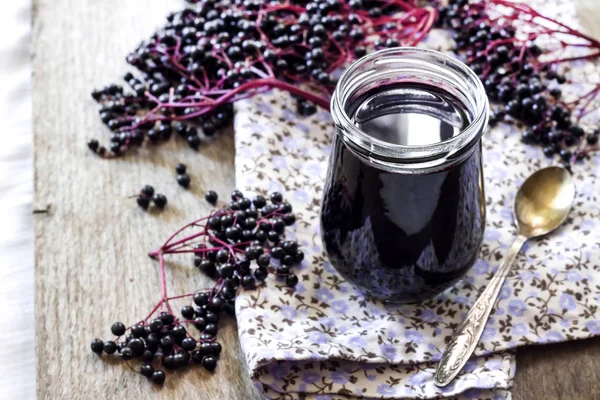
[321,48,489,303]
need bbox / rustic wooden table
[33,0,600,399]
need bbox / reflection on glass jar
[321,48,489,303]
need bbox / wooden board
[32,0,600,399]
[33,0,259,398]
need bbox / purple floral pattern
[233,1,598,399]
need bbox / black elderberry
[87,139,99,152]
[141,350,154,362]
[91,339,104,354]
[210,296,225,312]
[221,285,236,300]
[207,217,221,231]
[221,215,234,228]
[218,263,234,278]
[177,174,191,188]
[149,318,164,333]
[237,259,251,275]
[270,192,283,203]
[204,323,218,335]
[225,275,240,289]
[255,267,268,281]
[160,312,175,325]
[559,149,572,162]
[194,292,209,306]
[121,347,133,361]
[216,248,230,263]
[194,317,206,331]
[172,325,187,343]
[285,274,299,287]
[141,185,155,197]
[273,219,286,233]
[257,254,270,268]
[199,342,214,356]
[267,231,280,243]
[151,370,166,385]
[152,194,167,209]
[282,214,296,225]
[175,163,187,174]
[587,132,599,145]
[543,146,554,157]
[141,364,154,378]
[136,195,150,210]
[110,321,126,336]
[174,350,190,367]
[103,340,117,354]
[202,355,217,371]
[181,305,195,320]
[255,230,267,244]
[225,226,241,240]
[181,337,197,351]
[160,335,174,350]
[282,240,298,254]
[564,134,576,147]
[128,338,145,355]
[270,246,285,259]
[131,324,147,338]
[191,350,203,364]
[187,134,202,150]
[163,355,177,369]
[569,125,585,138]
[277,266,290,275]
[146,334,160,352]
[242,275,256,290]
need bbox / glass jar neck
[331,47,489,173]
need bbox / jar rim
[331,47,489,170]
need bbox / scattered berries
[93,190,300,385]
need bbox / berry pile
[88,0,436,157]
[92,190,302,384]
[175,163,192,188]
[136,185,168,210]
[89,0,600,163]
[437,0,600,163]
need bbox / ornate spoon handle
[434,235,527,387]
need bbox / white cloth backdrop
[0,1,35,399]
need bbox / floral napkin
[233,1,600,399]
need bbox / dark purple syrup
[321,84,485,303]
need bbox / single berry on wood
[153,194,168,209]
[205,190,218,204]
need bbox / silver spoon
[434,166,576,387]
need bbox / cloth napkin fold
[234,1,600,398]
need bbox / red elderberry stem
[491,0,600,48]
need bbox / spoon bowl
[514,166,576,238]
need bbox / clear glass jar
[320,48,488,303]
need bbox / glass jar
[321,48,488,303]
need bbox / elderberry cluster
[92,189,302,385]
[88,0,434,157]
[195,190,302,289]
[91,310,221,385]
[437,0,599,163]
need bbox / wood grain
[33,0,260,398]
[33,0,600,399]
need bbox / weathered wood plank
[33,0,259,398]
